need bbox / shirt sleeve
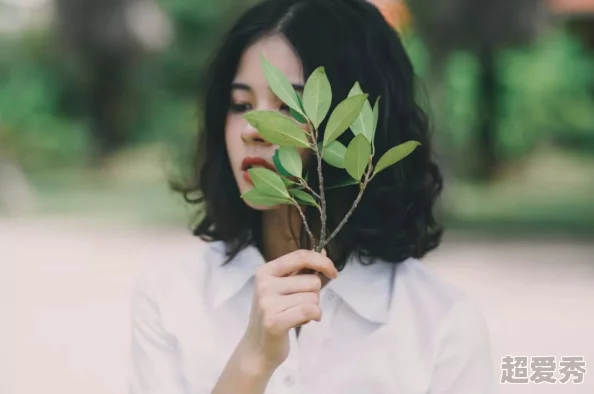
[429,298,496,394]
[128,272,189,394]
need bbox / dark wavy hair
[176,0,443,269]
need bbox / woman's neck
[260,205,302,262]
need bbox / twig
[320,161,373,250]
[292,200,316,247]
[310,132,327,252]
[298,178,324,219]
[299,178,321,200]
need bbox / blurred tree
[155,0,259,96]
[53,0,172,166]
[406,0,550,180]
[549,0,594,91]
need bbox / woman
[128,0,494,393]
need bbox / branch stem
[299,178,321,200]
[292,200,316,247]
[320,162,373,250]
[311,132,327,252]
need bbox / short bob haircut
[177,0,443,269]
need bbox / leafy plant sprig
[241,56,420,253]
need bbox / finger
[270,292,319,313]
[290,268,315,276]
[275,304,322,331]
[290,248,327,276]
[272,274,322,295]
[266,249,338,279]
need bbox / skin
[224,34,314,262]
[213,35,338,394]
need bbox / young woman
[128,1,494,393]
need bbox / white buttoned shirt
[128,240,495,394]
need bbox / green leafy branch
[241,56,421,252]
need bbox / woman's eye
[230,103,252,113]
[280,104,291,113]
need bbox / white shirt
[128,240,495,394]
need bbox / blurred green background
[0,0,593,236]
[1,4,593,394]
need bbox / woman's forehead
[234,35,304,87]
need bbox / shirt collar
[326,254,395,324]
[208,241,265,309]
[207,242,395,324]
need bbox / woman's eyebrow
[231,82,252,92]
[231,82,305,93]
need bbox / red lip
[241,157,276,184]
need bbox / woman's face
[225,35,311,210]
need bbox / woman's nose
[241,120,272,146]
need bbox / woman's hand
[239,249,338,374]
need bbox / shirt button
[283,373,296,386]
[326,291,335,301]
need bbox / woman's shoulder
[395,257,467,306]
[393,258,494,389]
[131,239,226,301]
[390,257,488,335]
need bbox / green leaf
[241,188,293,207]
[372,96,381,138]
[323,94,368,147]
[248,167,290,199]
[290,189,318,206]
[260,55,306,117]
[373,141,421,177]
[325,178,359,190]
[281,177,295,188]
[290,108,308,124]
[290,95,308,124]
[281,177,303,189]
[348,83,374,142]
[345,134,371,181]
[303,67,332,129]
[273,149,291,177]
[277,146,302,177]
[322,140,346,169]
[244,111,310,148]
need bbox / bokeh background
[0,0,593,393]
